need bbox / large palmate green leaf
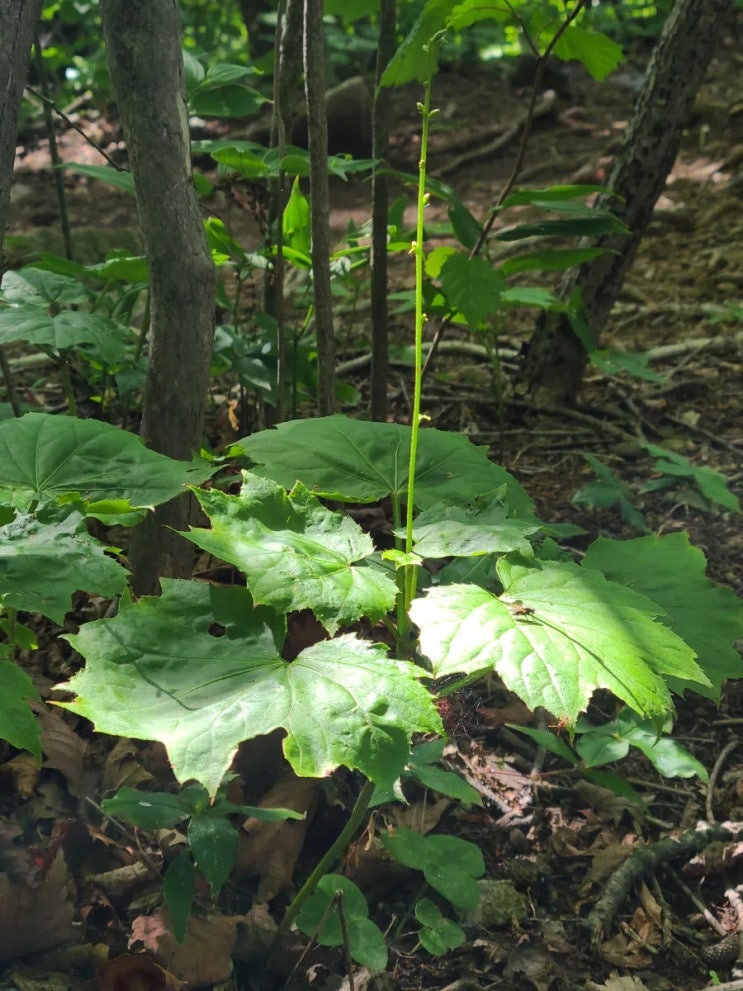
[0,307,132,366]
[411,556,711,724]
[238,415,535,518]
[0,509,127,622]
[0,414,215,510]
[583,534,743,699]
[185,474,397,634]
[1,267,91,307]
[61,581,442,796]
[0,658,42,760]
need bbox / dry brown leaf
[131,911,239,988]
[579,843,636,896]
[103,740,157,794]
[0,751,41,797]
[384,795,450,833]
[31,701,87,796]
[89,862,154,900]
[574,781,644,827]
[0,851,77,963]
[234,774,319,900]
[638,881,663,928]
[97,952,182,991]
[503,941,556,991]
[586,975,650,991]
[599,929,654,969]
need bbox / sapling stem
[273,777,376,943]
[402,47,439,627]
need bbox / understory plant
[1,4,742,976]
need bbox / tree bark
[0,0,42,266]
[370,0,396,422]
[0,0,42,417]
[520,0,733,406]
[303,0,336,416]
[100,0,217,594]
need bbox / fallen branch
[585,822,743,941]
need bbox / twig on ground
[706,740,739,824]
[663,866,728,937]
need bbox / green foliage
[182,52,267,118]
[412,553,710,723]
[512,702,709,799]
[380,829,483,953]
[0,413,215,512]
[103,783,301,941]
[296,875,388,970]
[236,415,535,517]
[5,3,739,967]
[415,898,466,955]
[0,507,126,623]
[0,267,133,368]
[370,739,483,807]
[583,534,743,699]
[59,580,443,796]
[574,447,740,528]
[185,473,398,633]
[0,658,42,761]
[382,829,485,910]
[640,443,741,513]
[573,453,649,532]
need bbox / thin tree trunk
[0,0,42,268]
[100,0,217,594]
[0,0,42,418]
[370,0,396,422]
[268,0,303,421]
[303,0,335,416]
[520,0,733,406]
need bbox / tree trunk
[520,0,733,406]
[303,0,336,416]
[0,0,42,417]
[0,0,42,265]
[100,0,217,594]
[370,0,396,422]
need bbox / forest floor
[2,28,743,991]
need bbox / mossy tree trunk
[100,0,217,594]
[520,0,733,406]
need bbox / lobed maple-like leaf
[60,581,442,796]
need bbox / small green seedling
[573,453,648,531]
[296,874,388,971]
[511,704,709,807]
[102,783,302,941]
[381,829,484,954]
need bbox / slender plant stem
[402,57,437,622]
[273,778,376,941]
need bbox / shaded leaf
[0,510,127,623]
[0,413,215,510]
[0,659,42,760]
[583,533,743,698]
[238,415,534,517]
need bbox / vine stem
[272,778,376,943]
